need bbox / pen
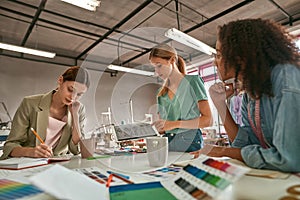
[107,170,130,180]
[30,127,44,144]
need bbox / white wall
[0,56,159,134]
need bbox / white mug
[146,137,168,167]
[80,138,95,159]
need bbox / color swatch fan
[0,179,44,199]
[161,155,249,200]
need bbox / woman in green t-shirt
[149,44,212,152]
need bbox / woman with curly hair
[192,18,300,172]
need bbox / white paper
[29,164,108,200]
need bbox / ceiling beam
[21,0,47,46]
[122,0,254,65]
[8,0,160,49]
[76,0,154,60]
[0,6,148,51]
[268,0,293,26]
[184,0,254,33]
[175,0,180,30]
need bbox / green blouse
[157,75,208,134]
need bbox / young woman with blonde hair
[150,44,212,152]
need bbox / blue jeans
[164,129,203,152]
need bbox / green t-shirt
[157,75,208,134]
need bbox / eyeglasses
[212,53,222,60]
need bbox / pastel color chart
[0,179,43,200]
[74,167,124,185]
[202,158,242,176]
[143,166,182,179]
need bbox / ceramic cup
[146,137,168,167]
[79,138,95,159]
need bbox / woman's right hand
[152,119,167,132]
[209,82,234,108]
[30,144,53,158]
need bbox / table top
[60,152,300,200]
[0,152,299,200]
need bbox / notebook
[0,156,71,170]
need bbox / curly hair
[218,18,300,99]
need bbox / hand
[190,144,224,159]
[31,144,53,158]
[152,119,166,132]
[209,83,232,109]
[152,119,175,132]
[69,101,80,116]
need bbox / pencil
[86,155,111,160]
[112,173,134,184]
[107,170,130,180]
[30,127,44,144]
[106,174,113,187]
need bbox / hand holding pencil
[30,128,44,144]
[30,128,53,158]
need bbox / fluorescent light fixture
[0,42,56,58]
[165,28,216,55]
[186,57,215,70]
[108,65,154,77]
[61,0,101,11]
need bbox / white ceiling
[1,0,300,73]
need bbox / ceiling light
[0,42,56,58]
[108,65,154,77]
[61,0,101,11]
[165,28,216,55]
[186,57,215,70]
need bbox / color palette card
[142,166,182,180]
[161,155,249,200]
[192,155,249,182]
[73,167,125,186]
[0,179,44,200]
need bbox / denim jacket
[232,63,300,172]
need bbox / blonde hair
[149,44,186,96]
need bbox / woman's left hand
[69,101,80,116]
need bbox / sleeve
[1,98,31,159]
[240,91,300,172]
[189,76,208,101]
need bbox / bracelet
[287,184,300,195]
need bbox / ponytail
[177,56,186,75]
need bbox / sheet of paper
[6,165,52,184]
[227,158,290,179]
[29,164,108,200]
[0,169,16,178]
